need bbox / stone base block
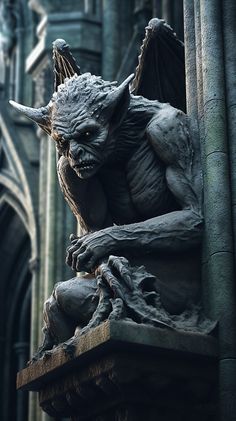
[17,321,218,420]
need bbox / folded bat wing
[131,18,186,112]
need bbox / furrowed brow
[75,120,99,133]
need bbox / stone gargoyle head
[10,72,134,179]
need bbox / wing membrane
[131,19,186,112]
[52,39,81,91]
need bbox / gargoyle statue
[10,19,214,360]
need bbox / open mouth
[74,161,96,172]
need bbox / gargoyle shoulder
[146,105,192,167]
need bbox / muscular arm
[67,106,203,272]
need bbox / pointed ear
[9,100,52,135]
[101,74,134,129]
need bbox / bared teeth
[79,162,93,170]
[74,161,96,171]
[79,161,94,169]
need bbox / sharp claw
[70,233,77,242]
[76,259,82,272]
[66,255,71,267]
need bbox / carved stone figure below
[10,20,215,361]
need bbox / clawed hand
[95,255,134,294]
[66,229,118,272]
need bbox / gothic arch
[0,202,31,421]
[0,89,39,421]
[0,101,39,259]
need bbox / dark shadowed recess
[0,203,31,421]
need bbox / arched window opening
[0,203,31,421]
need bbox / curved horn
[9,100,49,123]
[9,100,51,134]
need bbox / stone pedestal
[17,321,218,420]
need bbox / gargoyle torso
[98,96,179,225]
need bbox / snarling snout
[72,157,100,179]
[65,142,101,179]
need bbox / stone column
[223,0,236,268]
[193,0,203,136]
[184,1,236,419]
[14,342,30,421]
[102,0,120,80]
[200,0,235,321]
[116,0,152,83]
[183,0,197,118]
[28,257,42,421]
[153,0,183,39]
[172,0,183,39]
[102,0,153,82]
[183,1,236,420]
[183,0,201,204]
[221,1,236,419]
[162,0,172,24]
[14,4,25,103]
[152,0,162,17]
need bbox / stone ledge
[17,320,218,392]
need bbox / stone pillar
[162,0,172,23]
[223,0,236,268]
[152,0,162,17]
[116,0,152,83]
[183,1,201,209]
[185,0,236,421]
[6,0,35,104]
[155,0,183,39]
[134,0,152,33]
[28,257,41,421]
[184,1,236,420]
[220,1,236,419]
[200,0,235,321]
[183,0,197,118]
[172,0,183,39]
[102,0,120,80]
[14,342,30,421]
[119,1,134,60]
[102,0,153,82]
[193,0,203,136]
